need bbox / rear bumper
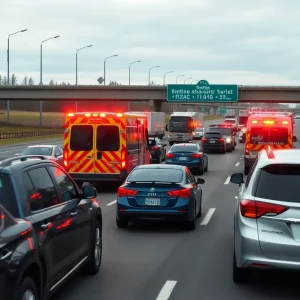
[69,171,127,182]
[203,144,225,151]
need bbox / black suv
[208,124,236,152]
[0,155,102,300]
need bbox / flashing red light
[167,188,190,198]
[64,160,68,167]
[263,120,275,125]
[85,113,91,117]
[100,113,106,117]
[68,113,74,117]
[92,113,98,117]
[282,121,288,125]
[245,144,249,155]
[117,113,123,117]
[240,200,288,219]
[251,120,258,124]
[117,187,138,197]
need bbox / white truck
[167,112,204,145]
[238,110,249,128]
[225,109,236,118]
[129,111,165,139]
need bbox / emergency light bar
[67,112,123,118]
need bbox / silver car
[230,147,300,283]
[16,145,64,167]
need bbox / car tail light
[121,150,126,168]
[218,138,224,142]
[245,144,249,155]
[166,153,175,158]
[202,138,207,142]
[117,187,138,197]
[152,146,158,150]
[64,160,68,167]
[167,188,190,198]
[240,200,288,219]
[191,153,201,158]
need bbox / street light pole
[163,71,174,85]
[6,29,28,122]
[148,66,160,85]
[39,35,60,126]
[129,60,142,85]
[104,54,118,85]
[184,77,192,84]
[75,45,93,112]
[191,79,199,83]
[176,75,184,84]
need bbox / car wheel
[233,252,248,283]
[186,205,196,230]
[83,221,102,275]
[222,147,226,154]
[198,163,204,175]
[116,216,128,228]
[227,147,232,152]
[204,160,208,172]
[17,277,39,300]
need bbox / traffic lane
[53,137,244,300]
[0,139,63,161]
[137,162,300,300]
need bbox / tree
[61,81,67,85]
[0,75,2,85]
[109,81,121,86]
[149,80,157,86]
[28,77,35,85]
[2,76,7,85]
[22,76,28,85]
[11,74,18,85]
[49,80,54,85]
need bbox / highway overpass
[1,85,300,111]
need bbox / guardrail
[0,129,64,139]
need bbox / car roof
[26,145,55,148]
[205,131,222,134]
[258,149,300,169]
[136,164,185,170]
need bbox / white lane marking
[235,162,240,167]
[224,176,230,184]
[107,200,117,206]
[156,280,177,300]
[200,208,216,225]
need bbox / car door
[186,169,199,211]
[54,146,63,166]
[197,143,207,168]
[24,166,80,286]
[47,165,91,263]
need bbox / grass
[0,111,65,127]
[0,134,63,147]
[0,126,59,133]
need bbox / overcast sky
[1,0,300,86]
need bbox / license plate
[179,157,188,161]
[210,141,216,143]
[145,198,160,205]
[251,151,257,155]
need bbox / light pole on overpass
[148,66,160,85]
[7,29,28,122]
[176,75,184,84]
[184,77,192,84]
[163,71,173,85]
[191,79,199,83]
[129,60,141,85]
[75,44,93,111]
[104,54,118,85]
[40,35,60,126]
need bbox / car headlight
[226,138,231,142]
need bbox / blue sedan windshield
[128,168,183,183]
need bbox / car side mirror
[197,178,205,184]
[230,173,244,185]
[293,136,297,142]
[82,186,97,199]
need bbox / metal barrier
[0,129,64,139]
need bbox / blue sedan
[116,164,205,230]
[165,143,208,175]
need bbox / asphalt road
[4,120,300,299]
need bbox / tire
[244,166,250,175]
[227,147,232,153]
[204,160,208,172]
[222,147,226,154]
[233,252,248,283]
[198,164,204,175]
[17,277,39,300]
[186,206,196,230]
[196,195,202,218]
[83,221,102,275]
[116,216,128,228]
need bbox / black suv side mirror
[197,178,205,184]
[82,186,97,199]
[230,173,244,185]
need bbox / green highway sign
[167,80,238,103]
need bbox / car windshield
[170,144,197,152]
[195,128,204,132]
[204,132,222,138]
[21,147,52,156]
[127,168,183,183]
[208,128,231,136]
[255,164,300,203]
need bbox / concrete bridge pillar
[149,100,163,112]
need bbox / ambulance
[63,112,151,186]
[244,112,293,175]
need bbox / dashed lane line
[200,208,216,225]
[156,280,177,300]
[107,200,117,206]
[235,162,240,167]
[224,176,230,184]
